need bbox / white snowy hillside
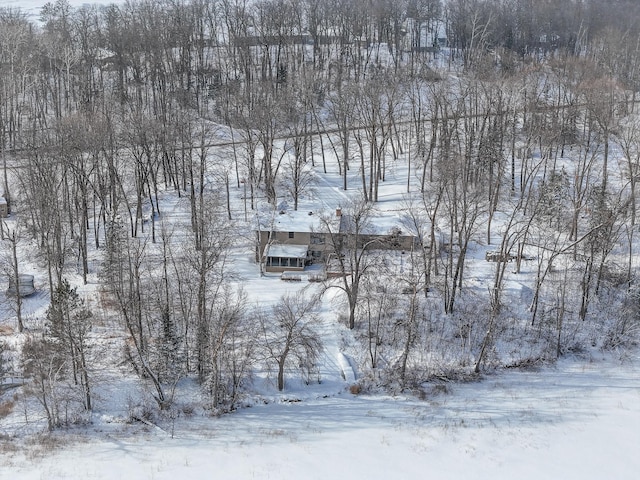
[2,0,640,478]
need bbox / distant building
[7,274,36,297]
[233,34,314,48]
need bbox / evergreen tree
[45,279,93,411]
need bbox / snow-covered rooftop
[257,208,339,233]
[266,244,308,259]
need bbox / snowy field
[2,354,640,479]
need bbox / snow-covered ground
[2,353,639,479]
[1,1,640,478]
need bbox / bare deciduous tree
[321,194,381,329]
[259,292,323,391]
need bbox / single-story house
[256,208,422,273]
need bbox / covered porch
[264,244,308,272]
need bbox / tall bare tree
[260,292,323,391]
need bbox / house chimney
[336,207,342,217]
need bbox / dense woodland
[2,0,640,431]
